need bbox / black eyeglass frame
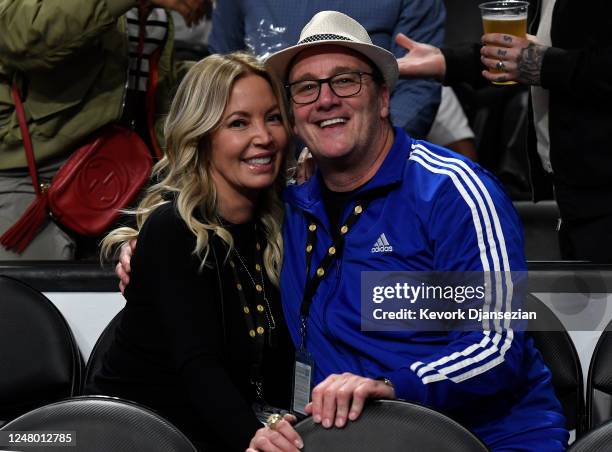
[285,71,377,105]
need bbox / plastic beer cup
[479,1,529,85]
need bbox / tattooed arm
[479,33,548,85]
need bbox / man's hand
[116,239,136,294]
[395,33,446,82]
[480,33,547,85]
[305,373,396,429]
[247,414,303,452]
[149,0,211,26]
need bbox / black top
[320,183,357,236]
[87,202,293,451]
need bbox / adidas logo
[371,233,393,253]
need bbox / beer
[482,15,527,37]
[479,1,529,85]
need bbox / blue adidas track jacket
[280,128,568,450]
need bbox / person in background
[170,0,213,60]
[426,86,477,161]
[208,0,445,140]
[395,0,612,262]
[85,53,294,451]
[0,0,205,260]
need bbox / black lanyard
[298,199,369,350]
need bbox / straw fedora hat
[265,10,399,90]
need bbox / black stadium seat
[587,318,612,429]
[0,395,198,452]
[0,275,83,424]
[527,293,586,435]
[294,399,489,451]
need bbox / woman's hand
[305,373,396,429]
[480,33,547,85]
[247,414,303,452]
[395,33,446,81]
[116,239,137,294]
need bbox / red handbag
[46,125,152,236]
[0,84,153,253]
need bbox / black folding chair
[527,293,586,434]
[0,275,83,425]
[294,399,489,451]
[83,309,123,391]
[0,395,197,452]
[586,318,612,429]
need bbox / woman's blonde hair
[101,52,289,285]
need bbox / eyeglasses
[286,71,375,105]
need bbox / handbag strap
[11,82,42,197]
[146,48,163,160]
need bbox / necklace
[217,216,276,335]
[217,216,278,406]
[232,244,276,332]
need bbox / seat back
[83,309,123,390]
[527,293,585,434]
[587,319,612,429]
[294,399,489,451]
[0,275,83,423]
[0,395,197,452]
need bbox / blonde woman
[85,53,294,451]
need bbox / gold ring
[266,413,283,431]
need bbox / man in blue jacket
[248,10,567,452]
